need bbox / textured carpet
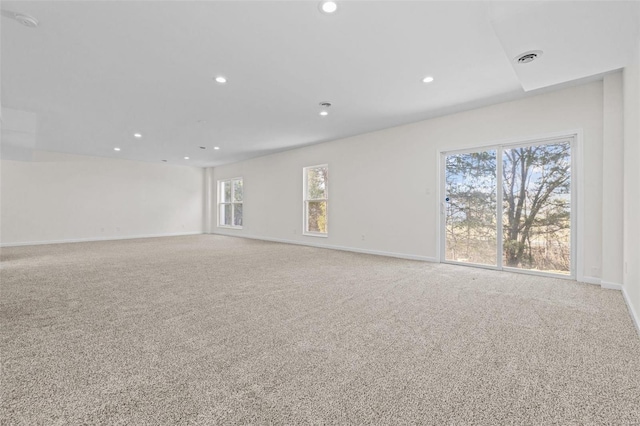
[1,235,639,425]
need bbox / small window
[218,178,243,228]
[303,165,328,236]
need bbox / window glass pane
[445,150,497,266]
[220,204,232,226]
[306,167,328,199]
[233,179,243,202]
[502,142,571,274]
[221,181,232,203]
[307,201,327,233]
[233,204,243,227]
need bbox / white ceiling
[1,1,639,167]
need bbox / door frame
[438,130,582,281]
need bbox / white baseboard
[0,232,203,248]
[622,286,640,335]
[579,276,601,285]
[600,280,623,291]
[212,232,438,262]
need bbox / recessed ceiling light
[422,76,434,83]
[114,147,121,151]
[215,76,227,84]
[320,111,329,116]
[184,156,190,160]
[134,133,142,138]
[320,1,338,14]
[200,146,206,150]
[161,160,167,162]
[213,146,220,150]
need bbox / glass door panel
[502,141,572,274]
[444,150,498,266]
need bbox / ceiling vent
[15,13,38,28]
[1,10,39,28]
[515,50,543,64]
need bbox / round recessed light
[213,146,220,150]
[134,133,142,138]
[215,76,227,84]
[114,147,121,151]
[184,156,190,160]
[422,76,434,83]
[320,1,338,14]
[200,146,206,150]
[161,160,167,162]
[320,111,329,116]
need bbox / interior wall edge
[601,281,624,291]
[579,276,602,286]
[622,285,640,335]
[211,232,438,263]
[0,232,203,248]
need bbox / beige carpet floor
[1,235,639,425]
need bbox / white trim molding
[0,232,203,247]
[600,280,623,291]
[622,286,640,334]
[579,276,601,285]
[213,232,437,262]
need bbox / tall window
[219,178,243,228]
[303,165,328,236]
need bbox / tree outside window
[304,165,328,235]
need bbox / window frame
[438,132,579,280]
[303,164,329,237]
[218,177,243,229]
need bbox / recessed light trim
[114,147,121,151]
[320,111,329,116]
[319,1,338,14]
[213,146,220,150]
[422,76,434,83]
[134,133,142,138]
[184,156,190,160]
[215,76,227,84]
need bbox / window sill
[303,232,328,238]
[218,225,243,230]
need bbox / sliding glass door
[444,149,498,266]
[442,136,574,277]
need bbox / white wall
[210,81,609,281]
[0,151,204,245]
[623,43,640,330]
[602,72,624,288]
